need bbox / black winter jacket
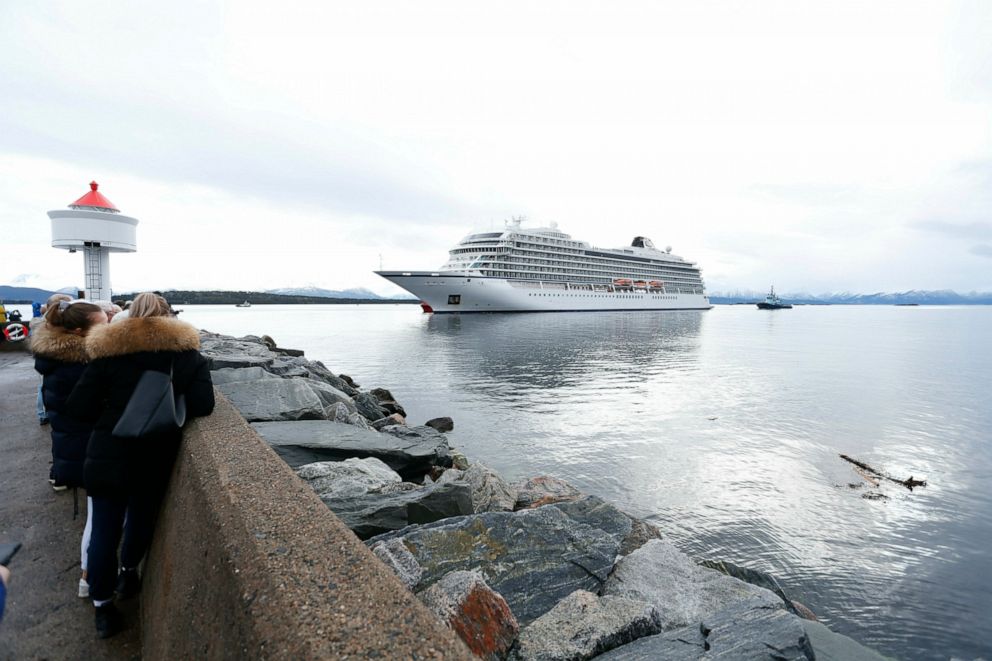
[31,323,93,487]
[65,316,215,499]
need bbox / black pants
[87,492,160,602]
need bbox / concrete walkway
[0,350,140,660]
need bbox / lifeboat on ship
[613,278,633,287]
[633,280,648,289]
[648,280,664,290]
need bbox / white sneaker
[78,578,90,599]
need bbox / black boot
[115,567,141,599]
[94,602,123,639]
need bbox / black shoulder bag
[112,362,187,438]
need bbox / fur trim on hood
[29,321,91,364]
[86,316,201,360]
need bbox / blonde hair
[129,292,172,318]
[42,293,72,314]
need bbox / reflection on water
[421,311,703,393]
[178,304,992,660]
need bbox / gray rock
[802,620,893,661]
[323,479,474,539]
[338,374,359,389]
[598,596,814,660]
[379,400,407,417]
[382,425,453,467]
[370,538,423,590]
[369,387,396,403]
[602,539,783,631]
[367,504,623,625]
[425,416,454,432]
[209,366,280,385]
[200,336,277,369]
[329,402,352,424]
[514,475,583,510]
[298,360,358,396]
[304,379,358,415]
[218,378,325,421]
[460,463,517,513]
[346,412,373,430]
[295,457,402,498]
[264,356,311,377]
[353,391,389,421]
[554,497,661,557]
[513,590,662,661]
[252,419,450,479]
[371,413,406,430]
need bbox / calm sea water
[23,302,986,659]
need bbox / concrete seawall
[142,389,471,659]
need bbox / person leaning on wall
[66,292,214,638]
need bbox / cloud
[911,220,992,240]
[970,244,992,258]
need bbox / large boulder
[252,420,450,479]
[210,366,280,385]
[296,457,402,498]
[597,595,814,660]
[264,356,311,378]
[199,335,277,369]
[382,426,454,467]
[602,539,783,631]
[322,479,474,539]
[512,590,662,661]
[553,497,660,557]
[420,570,519,661]
[514,475,583,510]
[218,378,325,421]
[367,503,624,625]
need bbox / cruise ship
[376,218,712,313]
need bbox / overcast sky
[2,1,990,296]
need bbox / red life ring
[3,323,28,342]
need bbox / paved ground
[0,350,140,660]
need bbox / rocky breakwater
[201,331,891,661]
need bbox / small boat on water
[236,300,251,308]
[756,286,792,310]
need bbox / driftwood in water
[839,454,927,490]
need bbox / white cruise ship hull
[377,271,712,313]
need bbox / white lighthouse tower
[48,182,138,301]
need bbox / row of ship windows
[486,271,699,285]
[528,293,681,300]
[463,256,699,277]
[487,260,697,275]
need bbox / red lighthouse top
[69,181,119,212]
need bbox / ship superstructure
[377,218,711,313]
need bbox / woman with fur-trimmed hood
[32,300,109,602]
[32,300,108,489]
[66,292,214,638]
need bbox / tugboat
[756,286,792,310]
[235,300,251,308]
